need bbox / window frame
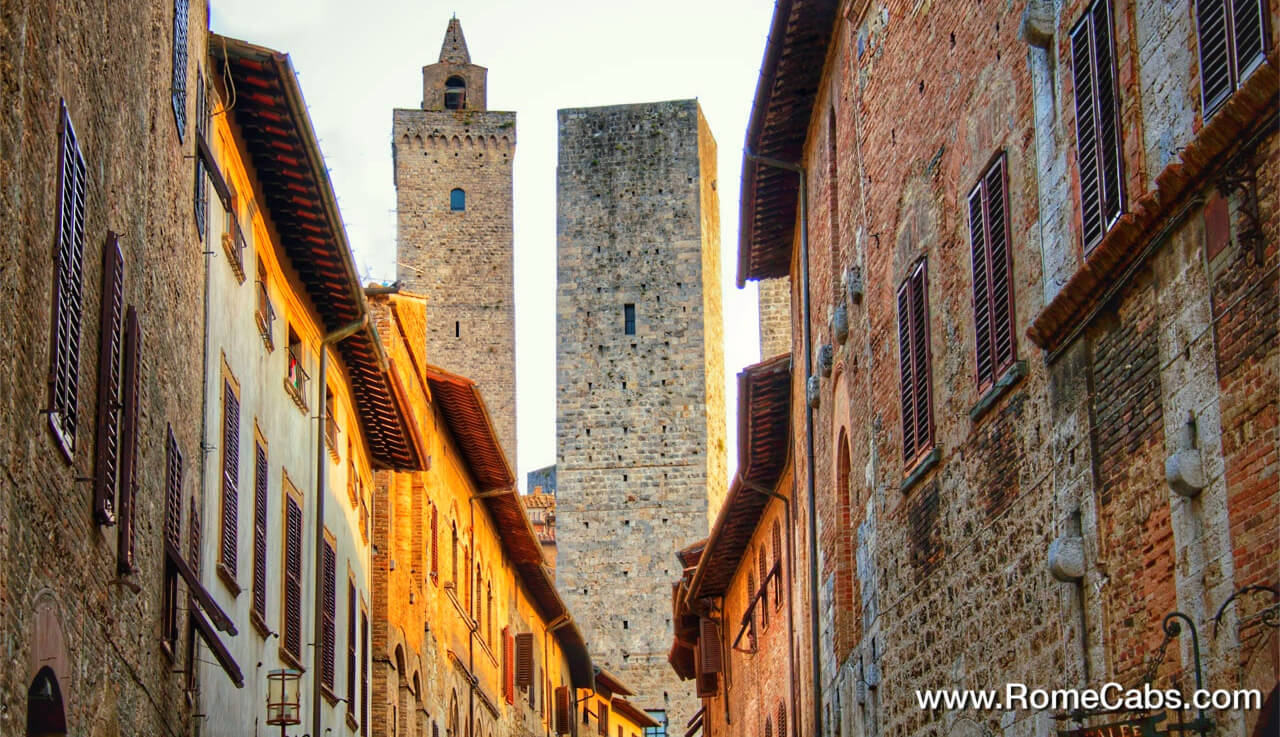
[48,101,88,461]
[967,153,1017,393]
[1194,0,1272,118]
[450,188,466,212]
[896,260,935,468]
[1069,0,1125,253]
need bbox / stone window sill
[900,447,941,493]
[969,361,1027,424]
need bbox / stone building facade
[393,18,518,467]
[707,2,1278,737]
[367,292,593,737]
[556,99,728,735]
[0,0,223,732]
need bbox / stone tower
[393,18,517,464]
[555,100,727,732]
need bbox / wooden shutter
[171,0,189,138]
[515,632,534,688]
[220,380,239,576]
[554,686,571,735]
[252,442,268,620]
[1196,0,1269,117]
[92,234,124,525]
[898,263,933,464]
[777,702,788,737]
[771,521,783,610]
[322,538,337,689]
[347,579,357,711]
[698,617,723,673]
[284,494,303,660]
[599,701,609,735]
[193,67,209,239]
[968,156,1016,391]
[116,308,140,574]
[360,612,370,736]
[758,547,769,627]
[695,665,717,698]
[430,504,439,578]
[1071,0,1124,251]
[188,495,201,568]
[503,627,515,704]
[49,101,88,455]
[165,427,184,553]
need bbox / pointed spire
[438,17,471,64]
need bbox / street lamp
[267,668,302,736]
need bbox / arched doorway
[27,666,66,736]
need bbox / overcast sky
[210,0,776,490]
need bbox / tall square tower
[393,18,517,464]
[555,100,727,730]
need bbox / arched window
[765,716,774,737]
[758,546,769,628]
[444,76,466,110]
[448,691,459,736]
[450,188,466,211]
[838,428,852,509]
[777,701,788,737]
[772,520,784,610]
[27,667,66,736]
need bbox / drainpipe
[312,313,369,737]
[745,150,821,737]
[745,481,799,737]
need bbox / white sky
[210,0,775,490]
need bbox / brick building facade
[0,0,224,733]
[685,2,1277,737]
[556,99,728,736]
[393,18,518,467]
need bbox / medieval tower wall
[393,19,517,464]
[555,99,727,732]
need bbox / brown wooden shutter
[171,0,189,139]
[193,67,209,239]
[771,521,783,610]
[502,627,515,704]
[695,665,717,698]
[969,156,1016,391]
[515,632,534,688]
[360,611,369,736]
[284,495,303,659]
[554,686,571,735]
[1071,0,1124,252]
[252,442,268,620]
[430,504,439,577]
[598,701,609,735]
[698,617,723,673]
[347,578,357,711]
[92,234,124,525]
[1196,0,1269,117]
[220,380,239,576]
[116,308,140,574]
[49,101,88,455]
[165,426,184,553]
[322,538,337,689]
[898,263,933,464]
[777,701,787,737]
[758,547,769,627]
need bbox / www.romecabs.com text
[915,683,1264,712]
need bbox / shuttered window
[193,68,209,239]
[777,702,788,737]
[347,578,357,714]
[897,261,934,465]
[219,380,240,578]
[116,308,141,574]
[360,611,369,736]
[968,155,1017,392]
[771,521,783,611]
[758,547,769,628]
[1070,0,1124,252]
[252,441,268,622]
[48,102,88,459]
[283,492,304,661]
[698,618,722,673]
[554,686,571,735]
[171,0,189,138]
[321,538,337,690]
[430,504,439,580]
[599,700,610,735]
[162,426,184,652]
[1195,0,1270,117]
[516,632,534,688]
[92,234,124,525]
[502,627,515,704]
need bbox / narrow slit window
[623,304,636,335]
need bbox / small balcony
[285,346,309,411]
[221,219,247,283]
[255,281,276,351]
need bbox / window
[771,520,783,611]
[554,686,571,735]
[445,76,467,110]
[252,438,269,625]
[255,260,275,350]
[194,68,209,239]
[347,578,357,715]
[502,628,515,704]
[644,711,667,737]
[450,188,466,211]
[1196,0,1269,116]
[116,308,141,574]
[765,717,773,737]
[171,0,189,138]
[746,569,757,649]
[599,700,610,735]
[777,702,788,737]
[968,155,1016,391]
[321,535,337,691]
[897,261,934,466]
[286,328,308,407]
[624,304,636,335]
[324,387,338,452]
[1070,0,1124,251]
[515,632,534,689]
[430,504,439,580]
[48,102,88,459]
[219,377,241,582]
[360,611,370,736]
[92,234,125,525]
[282,484,304,663]
[451,521,459,586]
[162,427,184,655]
[758,546,769,628]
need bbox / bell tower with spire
[393,17,519,465]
